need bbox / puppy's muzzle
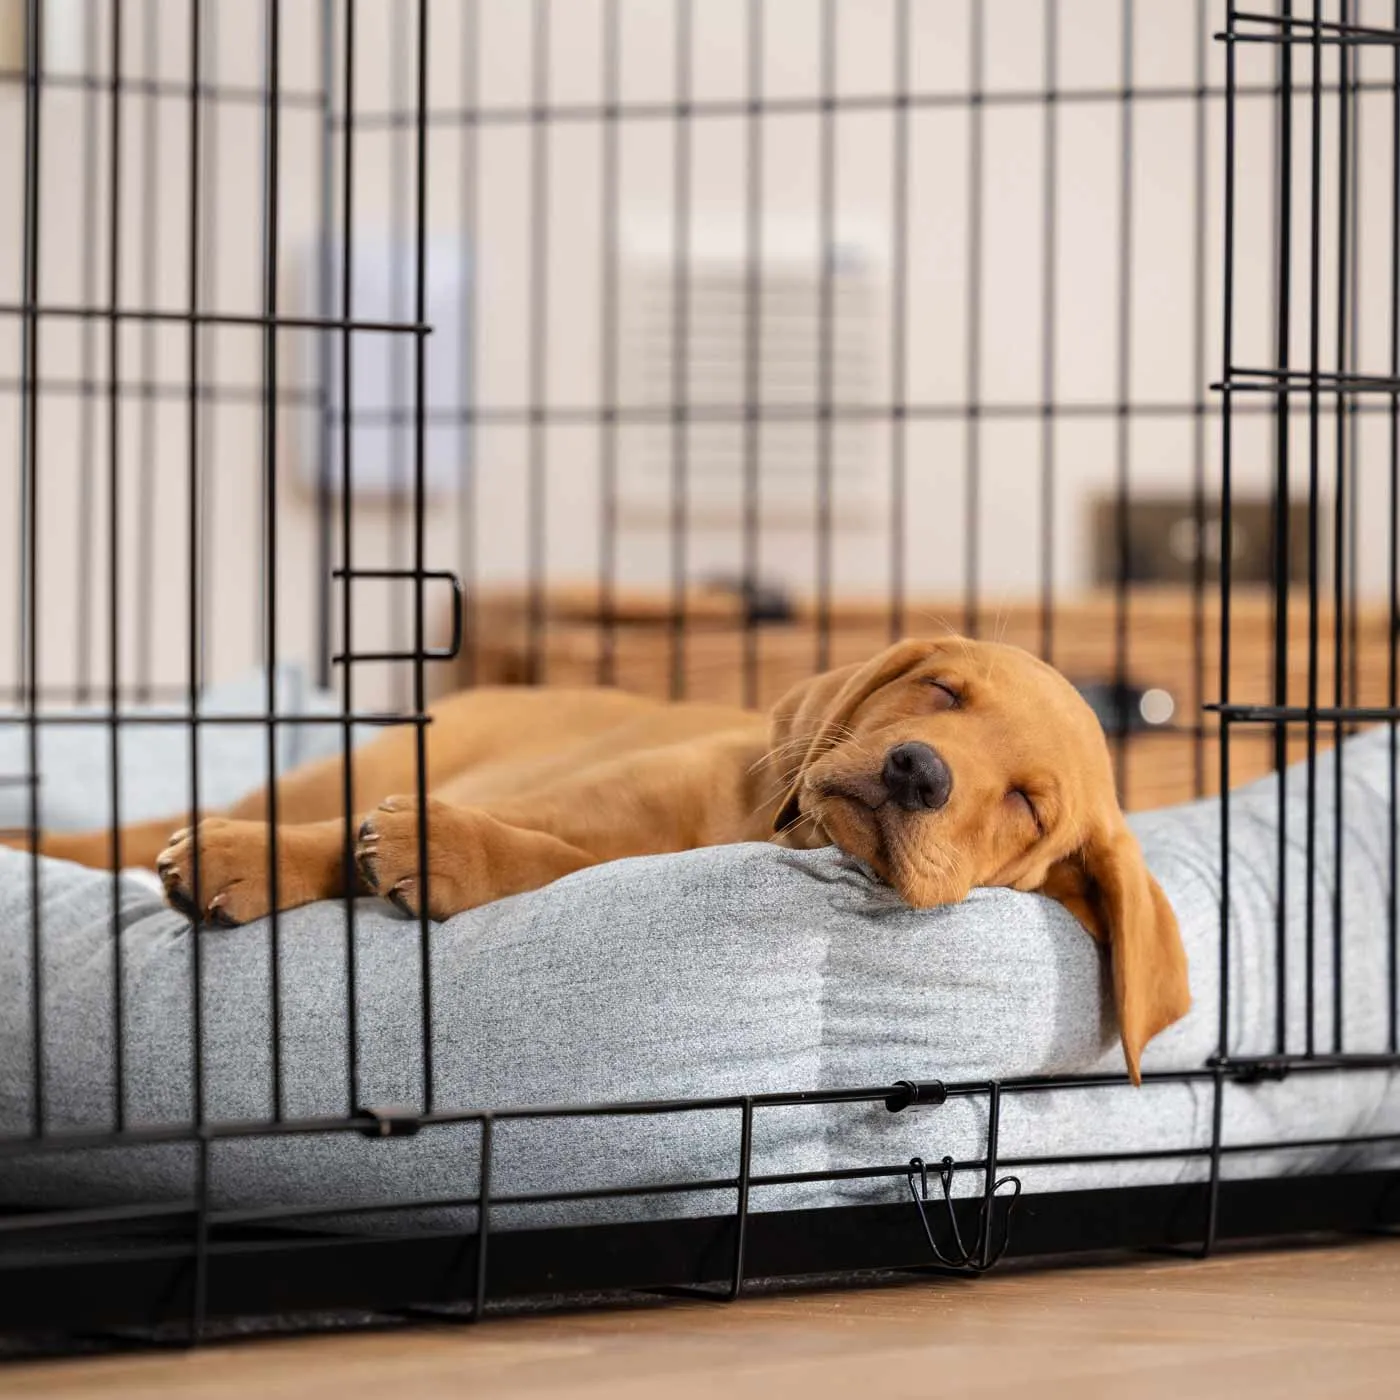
[881,741,953,812]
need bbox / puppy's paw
[157,819,273,926]
[354,795,478,921]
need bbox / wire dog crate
[3,0,1400,1350]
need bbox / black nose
[881,741,953,812]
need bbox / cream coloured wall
[0,0,1391,702]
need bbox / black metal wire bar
[963,0,984,640]
[0,68,326,104]
[980,1083,1002,1269]
[1219,1,1239,1067]
[1040,0,1059,663]
[814,0,836,676]
[1272,0,1294,1054]
[1343,0,1363,1035]
[331,397,1378,428]
[329,78,1393,131]
[1346,19,1361,719]
[1202,1066,1225,1255]
[452,1,480,691]
[729,1096,754,1300]
[0,376,315,404]
[0,710,434,728]
[597,0,620,690]
[412,0,434,1114]
[1225,364,1400,387]
[389,6,409,716]
[135,0,159,701]
[741,0,764,703]
[1191,0,1208,800]
[1305,10,1323,1058]
[75,10,99,701]
[669,0,693,700]
[1234,8,1400,40]
[457,1,480,690]
[0,303,429,333]
[20,0,43,1139]
[186,0,205,1134]
[262,0,284,1120]
[1113,0,1136,800]
[1391,0,1400,1055]
[314,0,335,692]
[339,0,359,1119]
[1226,30,1400,46]
[190,1132,210,1343]
[0,682,208,703]
[527,0,550,686]
[104,0,122,1136]
[196,18,221,697]
[1214,702,1400,721]
[0,1199,200,1237]
[473,1114,494,1321]
[1332,0,1352,1054]
[889,0,910,647]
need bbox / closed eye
[924,679,961,709]
[1010,788,1043,834]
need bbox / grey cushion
[2,714,1399,1230]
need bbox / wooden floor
[6,1240,1400,1399]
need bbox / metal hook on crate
[905,1155,1021,1273]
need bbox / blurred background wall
[0,0,1392,710]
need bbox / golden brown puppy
[9,637,1190,1080]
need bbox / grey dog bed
[2,674,1399,1231]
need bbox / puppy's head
[768,637,1190,1082]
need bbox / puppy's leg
[155,817,354,925]
[355,796,596,919]
[1,818,188,872]
[1,719,441,877]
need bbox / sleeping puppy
[9,637,1190,1080]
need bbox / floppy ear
[769,638,935,836]
[1040,821,1190,1085]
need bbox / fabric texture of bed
[2,674,1398,1229]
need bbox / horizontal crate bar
[328,398,1394,429]
[0,1200,196,1237]
[0,712,430,728]
[327,78,1397,132]
[1222,31,1400,47]
[1217,367,1400,393]
[1231,10,1400,43]
[4,393,1378,428]
[1212,1051,1400,1075]
[0,377,318,407]
[0,70,327,107]
[0,685,211,703]
[1209,704,1400,723]
[0,304,429,335]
